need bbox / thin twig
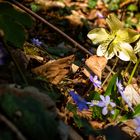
[0,113,27,140]
[11,0,115,74]
[102,57,119,87]
[11,0,92,55]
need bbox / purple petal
[94,81,102,88]
[111,110,115,115]
[134,117,140,124]
[116,79,124,92]
[89,75,94,82]
[100,95,105,102]
[89,75,101,88]
[120,92,134,112]
[78,102,88,111]
[96,11,104,18]
[102,107,108,115]
[105,96,110,104]
[98,101,105,107]
[31,38,42,46]
[136,127,140,133]
[93,75,98,81]
[69,91,88,111]
[87,102,94,107]
[110,102,116,107]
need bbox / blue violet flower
[89,75,101,88]
[69,91,88,111]
[31,38,42,46]
[98,95,116,115]
[116,78,134,112]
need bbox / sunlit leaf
[32,55,75,84]
[85,55,107,79]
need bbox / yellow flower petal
[116,29,139,43]
[114,42,137,63]
[106,14,123,32]
[87,28,109,44]
[97,44,114,59]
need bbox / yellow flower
[87,14,140,63]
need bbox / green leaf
[133,104,140,117]
[73,115,83,128]
[73,115,99,135]
[0,93,58,140]
[127,4,138,12]
[88,0,97,9]
[30,3,41,12]
[111,109,120,120]
[66,102,77,113]
[92,106,103,120]
[0,2,33,28]
[0,15,25,48]
[88,91,100,100]
[104,74,118,96]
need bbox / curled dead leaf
[32,55,75,85]
[85,55,107,79]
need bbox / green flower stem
[124,61,131,76]
[102,57,119,87]
[128,59,140,85]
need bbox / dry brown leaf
[32,55,75,85]
[85,55,107,79]
[88,135,96,140]
[82,68,90,78]
[89,121,104,129]
[71,63,79,73]
[121,119,137,137]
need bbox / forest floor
[0,0,140,140]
